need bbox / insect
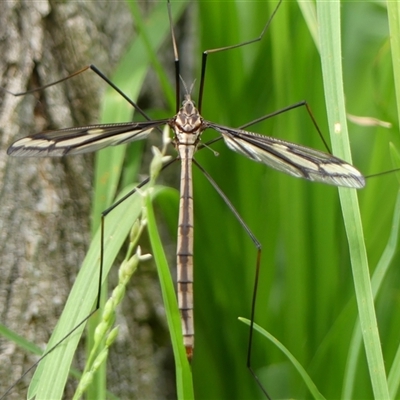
[1,0,398,400]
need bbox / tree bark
[0,1,174,398]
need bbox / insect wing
[209,123,365,189]
[7,120,168,157]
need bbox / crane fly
[3,0,366,398]
[6,90,365,353]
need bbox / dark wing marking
[207,122,365,189]
[7,120,169,157]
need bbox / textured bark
[0,1,174,398]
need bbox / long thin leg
[201,100,331,154]
[239,100,332,153]
[0,156,178,399]
[193,160,271,399]
[1,64,162,134]
[197,0,283,112]
[200,102,333,165]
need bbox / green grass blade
[343,190,400,398]
[28,185,143,400]
[386,2,400,398]
[297,1,319,50]
[388,328,400,398]
[387,0,400,124]
[317,2,389,398]
[0,325,42,357]
[239,318,326,400]
[146,194,194,400]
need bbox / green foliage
[91,1,399,399]
[155,1,399,399]
[7,1,398,399]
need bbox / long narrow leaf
[239,318,326,400]
[29,185,143,399]
[146,194,194,399]
[317,2,389,398]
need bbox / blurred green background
[100,1,400,399]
